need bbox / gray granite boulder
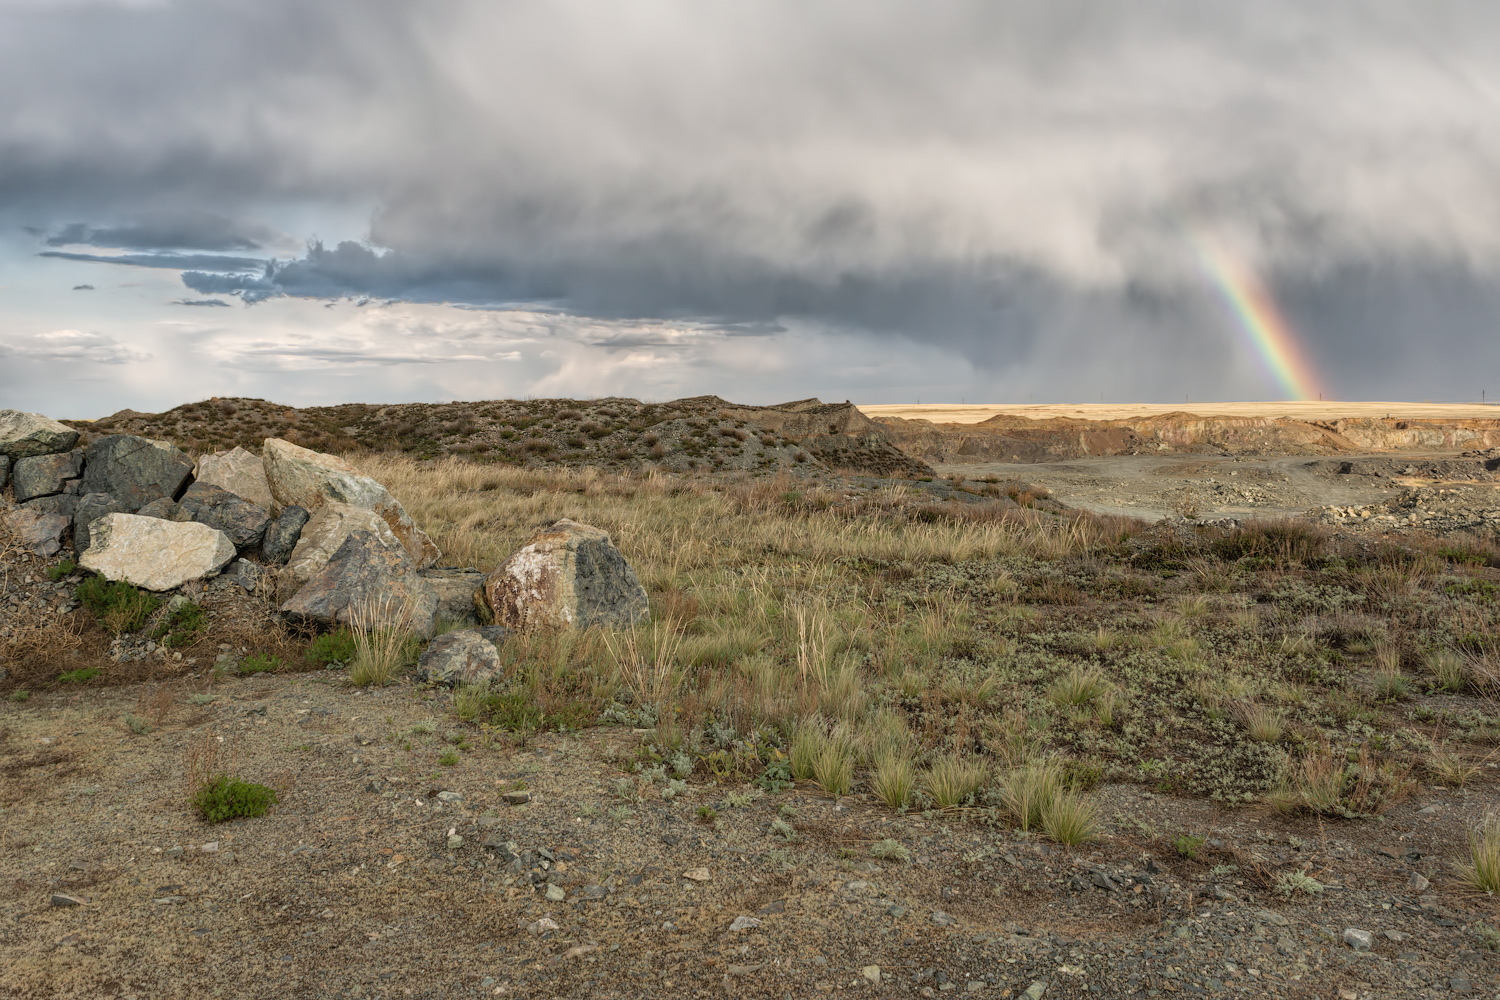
[75,493,135,554]
[3,508,71,557]
[0,410,79,460]
[135,497,176,519]
[280,529,439,638]
[260,505,310,564]
[21,494,78,522]
[420,567,486,627]
[481,519,648,630]
[194,446,274,510]
[81,434,193,509]
[172,482,271,551]
[417,629,504,687]
[12,451,85,503]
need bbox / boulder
[78,514,236,591]
[194,446,274,510]
[74,493,135,554]
[11,450,85,503]
[81,435,194,509]
[261,505,309,565]
[21,494,78,521]
[420,567,486,627]
[481,519,649,630]
[135,497,176,519]
[417,629,504,687]
[283,502,403,586]
[280,529,439,638]
[3,508,71,557]
[171,482,271,551]
[262,438,440,568]
[0,410,79,460]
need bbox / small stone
[153,896,187,905]
[447,834,464,849]
[50,893,85,906]
[502,790,531,805]
[528,917,560,934]
[1408,873,1430,892]
[479,977,496,989]
[887,905,907,918]
[1022,981,1048,1000]
[1450,977,1474,995]
[966,983,984,993]
[862,966,882,984]
[728,915,760,932]
[580,884,607,899]
[682,867,711,882]
[164,846,184,858]
[1090,872,1117,891]
[436,791,463,802]
[200,842,218,852]
[1253,909,1289,927]
[930,911,956,927]
[476,815,502,828]
[1343,927,1374,952]
[1384,929,1409,943]
[544,884,565,902]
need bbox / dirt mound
[874,410,1500,464]
[65,396,934,479]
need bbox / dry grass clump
[1277,740,1411,818]
[1041,789,1100,846]
[1456,813,1500,894]
[348,596,415,687]
[1048,666,1108,708]
[921,755,988,809]
[871,751,915,810]
[996,760,1064,832]
[1237,703,1284,744]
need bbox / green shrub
[58,667,100,684]
[438,749,460,767]
[47,559,77,582]
[238,653,285,675]
[1174,834,1206,859]
[9,689,30,702]
[191,775,278,823]
[76,576,161,635]
[869,838,910,862]
[152,601,206,648]
[121,713,150,735]
[305,628,357,667]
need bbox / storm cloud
[4,0,1500,406]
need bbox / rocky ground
[4,668,1498,1000]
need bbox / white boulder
[79,513,236,591]
[194,446,274,510]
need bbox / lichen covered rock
[280,529,438,637]
[481,519,648,630]
[0,410,79,460]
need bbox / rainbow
[1190,231,1323,401]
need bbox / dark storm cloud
[40,251,266,272]
[46,211,277,251]
[4,0,1500,397]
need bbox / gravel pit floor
[3,672,1497,1000]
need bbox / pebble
[1022,981,1048,1000]
[1342,928,1374,952]
[502,790,531,805]
[930,911,956,927]
[1254,909,1289,927]
[1384,929,1409,943]
[544,884,565,902]
[1407,873,1430,892]
[447,834,464,849]
[728,915,760,932]
[50,893,85,906]
[887,905,908,918]
[862,966,881,984]
[437,791,463,803]
[682,867,711,882]
[527,917,559,934]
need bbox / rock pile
[5,408,653,685]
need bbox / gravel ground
[4,671,1497,1000]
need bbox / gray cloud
[72,284,93,290]
[0,329,150,364]
[46,211,278,251]
[174,297,231,307]
[3,0,1500,399]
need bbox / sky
[3,0,1500,418]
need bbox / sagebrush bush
[305,628,357,667]
[76,576,160,635]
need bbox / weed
[191,775,278,823]
[1427,750,1480,788]
[1174,834,1206,859]
[869,838,910,862]
[1048,666,1108,708]
[121,713,150,735]
[76,576,161,635]
[438,750,460,767]
[306,628,358,667]
[770,817,797,841]
[697,805,717,824]
[8,689,29,702]
[152,601,206,648]
[1238,703,1285,743]
[58,667,100,684]
[1476,924,1500,953]
[1273,870,1325,898]
[812,741,854,796]
[238,653,284,675]
[452,680,491,723]
[188,693,216,705]
[47,559,76,582]
[997,761,1063,832]
[1456,813,1500,894]
[1427,650,1469,693]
